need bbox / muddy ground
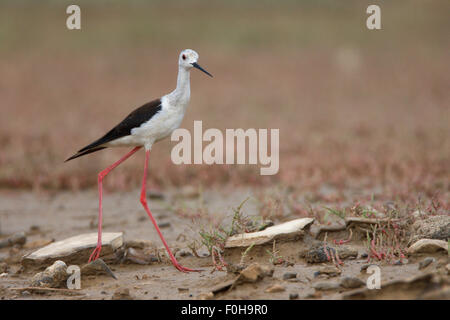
[0,188,448,300]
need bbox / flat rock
[225,218,314,248]
[407,239,448,255]
[22,232,123,267]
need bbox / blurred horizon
[0,1,448,208]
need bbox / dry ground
[0,0,448,300]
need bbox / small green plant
[266,240,284,265]
[323,206,346,221]
[197,197,259,272]
[240,243,255,265]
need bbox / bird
[65,49,212,272]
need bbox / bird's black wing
[65,99,162,162]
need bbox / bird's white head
[179,49,213,77]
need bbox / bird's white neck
[166,66,190,107]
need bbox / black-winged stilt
[66,49,212,272]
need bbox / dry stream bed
[0,188,448,300]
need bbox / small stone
[124,247,159,265]
[112,288,133,300]
[340,276,365,289]
[445,264,450,275]
[0,262,8,273]
[176,186,200,199]
[198,292,214,300]
[237,263,274,283]
[313,281,340,291]
[21,290,31,297]
[265,284,285,293]
[31,260,68,288]
[315,266,341,278]
[360,264,375,272]
[125,239,154,249]
[305,245,336,263]
[289,293,299,300]
[360,253,368,259]
[282,272,297,280]
[158,222,171,229]
[147,191,165,199]
[81,258,117,279]
[418,257,435,270]
[0,232,26,249]
[177,249,192,257]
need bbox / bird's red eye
[182,54,186,60]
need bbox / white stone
[225,218,314,248]
[22,232,123,265]
[407,239,448,254]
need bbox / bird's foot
[88,245,102,263]
[171,259,201,273]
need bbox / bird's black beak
[192,62,213,77]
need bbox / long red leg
[140,150,200,273]
[88,146,141,263]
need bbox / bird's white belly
[108,106,186,149]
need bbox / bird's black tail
[65,146,107,162]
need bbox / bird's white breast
[129,95,188,149]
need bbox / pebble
[124,247,159,265]
[418,257,435,270]
[315,266,341,278]
[313,281,340,291]
[0,232,26,249]
[21,290,31,297]
[264,284,285,293]
[112,288,133,300]
[177,249,192,257]
[340,276,365,289]
[147,191,165,199]
[158,222,171,229]
[282,272,297,280]
[360,264,377,272]
[237,263,274,283]
[0,262,8,273]
[289,293,299,300]
[81,258,117,279]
